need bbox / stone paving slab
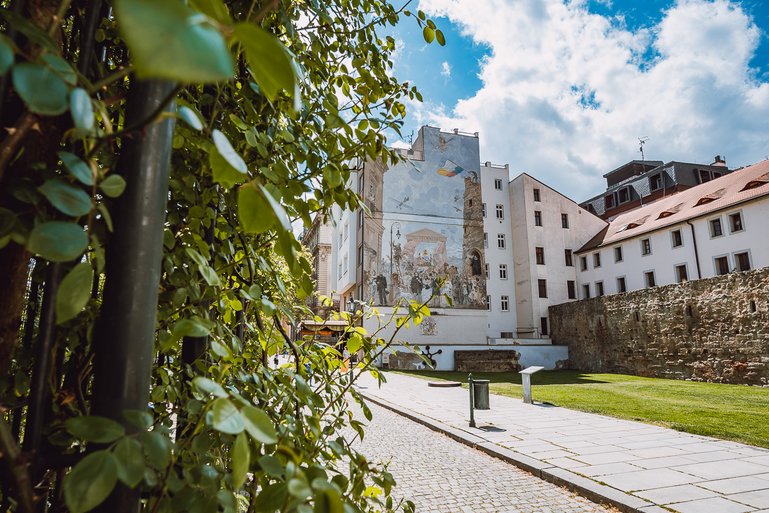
[356,372,769,513]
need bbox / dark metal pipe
[91,79,176,513]
[686,221,702,279]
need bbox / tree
[0,1,444,512]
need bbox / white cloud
[413,0,768,201]
[441,61,452,78]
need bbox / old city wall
[549,268,769,385]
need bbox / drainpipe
[686,220,702,279]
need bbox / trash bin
[472,379,490,410]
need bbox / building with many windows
[304,124,769,371]
[576,159,769,296]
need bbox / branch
[0,414,35,513]
[0,113,38,184]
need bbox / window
[582,284,591,299]
[497,234,505,249]
[494,178,503,191]
[580,256,588,271]
[735,251,751,272]
[605,194,615,209]
[595,282,604,297]
[564,249,573,266]
[671,229,683,248]
[715,256,729,275]
[729,212,744,233]
[649,173,662,191]
[496,204,504,220]
[484,232,488,248]
[485,263,489,279]
[614,246,623,262]
[567,280,576,299]
[593,252,601,268]
[358,172,364,193]
[710,218,723,237]
[357,244,363,265]
[645,271,656,288]
[499,264,507,280]
[641,238,652,256]
[500,295,509,311]
[561,213,569,228]
[675,264,688,283]
[486,295,490,310]
[358,210,363,228]
[535,247,545,265]
[534,210,542,226]
[698,169,711,183]
[533,188,540,201]
[538,279,548,298]
[338,262,342,278]
[540,317,549,336]
[482,203,486,218]
[618,187,630,204]
[343,222,348,240]
[617,277,626,293]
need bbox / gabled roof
[578,159,769,252]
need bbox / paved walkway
[350,401,617,513]
[355,372,769,513]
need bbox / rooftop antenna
[638,136,649,162]
[407,130,414,146]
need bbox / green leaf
[211,398,244,435]
[59,151,94,186]
[241,405,277,444]
[12,63,68,115]
[288,478,311,499]
[172,318,210,339]
[140,431,172,468]
[63,451,118,513]
[238,183,272,233]
[27,222,88,262]
[66,415,125,443]
[190,0,232,24]
[114,437,145,487]
[258,455,283,477]
[313,487,343,513]
[192,377,228,398]
[231,432,249,489]
[209,148,246,188]
[253,483,287,513]
[123,410,153,430]
[55,262,94,324]
[114,0,234,83]
[179,105,203,130]
[70,88,94,131]
[100,175,127,198]
[185,247,221,286]
[0,35,14,75]
[39,179,92,217]
[435,29,446,46]
[234,23,301,110]
[422,26,435,44]
[41,54,77,84]
[212,130,247,173]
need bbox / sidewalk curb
[358,390,656,513]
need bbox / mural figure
[375,274,388,305]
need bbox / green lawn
[394,370,769,448]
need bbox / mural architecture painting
[362,127,487,309]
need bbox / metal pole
[91,79,176,513]
[468,373,476,428]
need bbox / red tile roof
[578,159,769,252]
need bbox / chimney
[712,155,726,167]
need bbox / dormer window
[695,188,726,206]
[741,172,769,191]
[649,173,662,191]
[657,203,684,220]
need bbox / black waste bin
[472,379,490,410]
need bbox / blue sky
[388,0,769,200]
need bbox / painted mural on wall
[362,128,487,309]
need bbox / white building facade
[576,159,769,296]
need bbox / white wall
[480,162,517,339]
[576,196,769,295]
[510,174,607,336]
[382,344,569,371]
[329,171,360,302]
[362,307,489,347]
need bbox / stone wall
[455,350,521,372]
[549,268,769,385]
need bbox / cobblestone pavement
[350,402,617,513]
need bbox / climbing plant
[0,1,443,512]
